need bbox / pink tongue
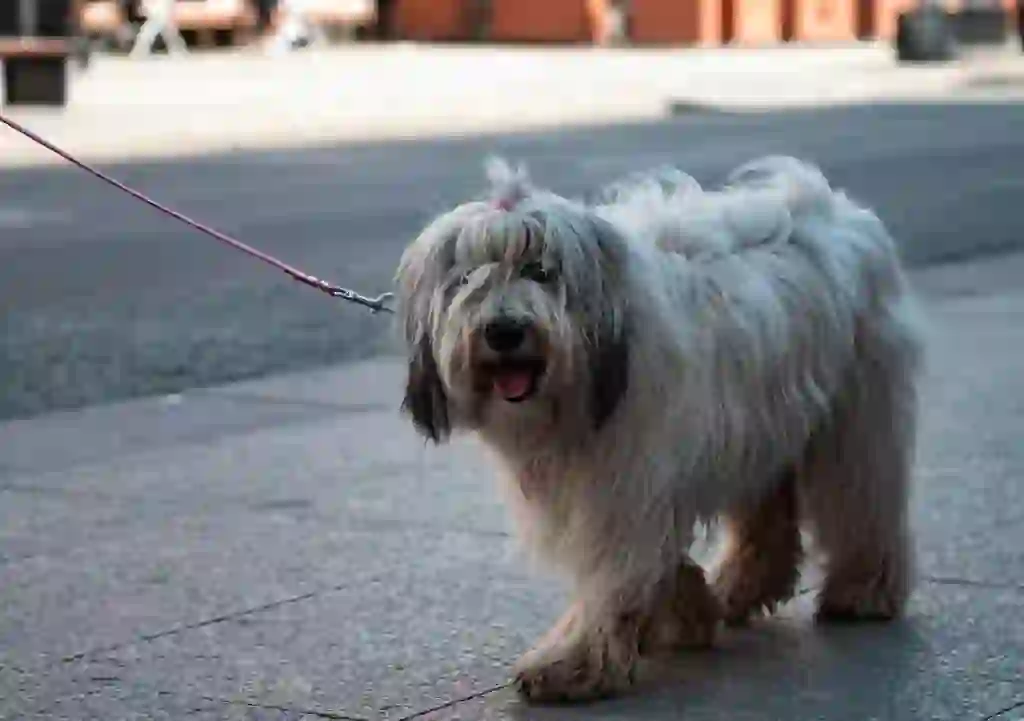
[494,370,533,400]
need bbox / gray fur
[392,155,925,703]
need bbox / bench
[266,0,375,49]
[0,36,71,105]
[264,0,375,51]
[79,1,137,52]
[128,0,256,56]
[297,0,376,36]
[80,0,127,35]
[80,0,130,42]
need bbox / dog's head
[394,159,632,444]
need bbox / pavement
[2,41,1024,167]
[2,42,1024,720]
[2,247,1024,721]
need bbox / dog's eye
[521,262,553,284]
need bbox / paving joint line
[395,681,514,721]
[46,581,818,670]
[981,697,1024,721]
[5,686,111,721]
[923,576,1024,592]
[199,388,395,415]
[332,514,513,540]
[60,579,376,664]
[0,482,122,500]
[200,694,370,721]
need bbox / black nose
[484,318,527,352]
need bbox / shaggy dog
[393,156,924,703]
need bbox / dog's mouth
[480,358,546,403]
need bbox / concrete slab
[5,248,1024,720]
[14,577,1022,720]
[208,357,406,411]
[0,389,354,477]
[0,403,500,534]
[910,280,1024,587]
[70,560,554,720]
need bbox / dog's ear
[587,215,631,430]
[402,335,451,444]
[588,317,630,430]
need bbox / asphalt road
[2,100,1023,422]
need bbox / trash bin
[629,0,723,45]
[949,0,1010,46]
[781,0,857,42]
[722,0,782,45]
[895,2,956,62]
[1,0,74,106]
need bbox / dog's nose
[484,319,527,353]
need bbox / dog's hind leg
[711,468,803,626]
[799,316,921,622]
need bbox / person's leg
[121,0,142,24]
[255,0,277,34]
[129,15,160,56]
[159,16,188,54]
[374,0,394,39]
[264,0,303,53]
[67,0,93,69]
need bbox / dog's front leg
[514,597,636,704]
[514,556,719,703]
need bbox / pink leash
[0,113,394,314]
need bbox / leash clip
[331,287,396,315]
[288,270,396,314]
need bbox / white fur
[394,156,924,703]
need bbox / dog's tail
[725,156,837,220]
[589,165,701,208]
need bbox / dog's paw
[815,551,911,623]
[815,576,907,623]
[712,552,800,627]
[713,561,776,626]
[513,638,636,704]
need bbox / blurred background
[1,0,1019,62]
